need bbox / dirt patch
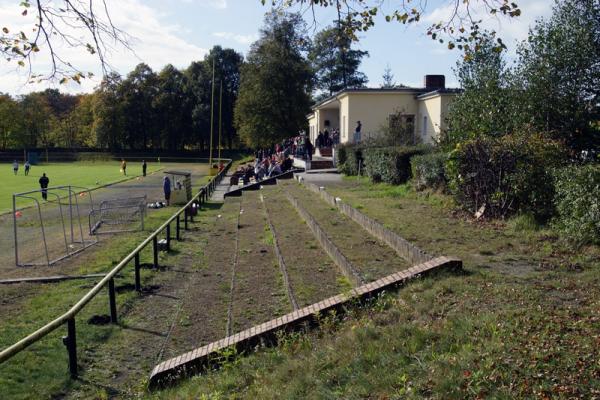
[230,190,291,334]
[159,199,240,360]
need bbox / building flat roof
[311,86,463,111]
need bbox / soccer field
[1,161,161,214]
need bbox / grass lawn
[1,161,161,214]
[150,178,600,399]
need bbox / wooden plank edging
[148,256,462,389]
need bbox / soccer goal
[13,186,98,267]
[88,195,146,235]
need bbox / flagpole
[218,80,223,166]
[209,58,215,170]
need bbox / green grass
[149,178,600,399]
[2,161,161,213]
[0,206,177,399]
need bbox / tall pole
[218,80,223,165]
[209,58,216,169]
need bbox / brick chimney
[424,75,445,90]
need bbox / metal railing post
[64,318,77,378]
[108,278,117,324]
[166,224,171,251]
[153,236,159,268]
[134,253,141,292]
[176,215,180,240]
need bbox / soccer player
[24,160,30,176]
[12,160,18,175]
[142,160,147,177]
[121,159,127,176]
[39,173,49,200]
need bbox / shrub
[338,145,364,176]
[362,145,430,184]
[446,133,566,219]
[411,152,448,191]
[553,164,600,245]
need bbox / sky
[0,0,553,95]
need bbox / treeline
[1,11,371,152]
[0,46,243,151]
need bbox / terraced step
[261,186,347,307]
[160,199,241,360]
[229,191,291,334]
[281,182,410,282]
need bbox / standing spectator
[12,160,18,175]
[120,159,127,176]
[163,176,171,206]
[354,121,362,143]
[305,137,314,161]
[24,160,30,176]
[324,129,330,146]
[39,173,49,200]
[316,131,324,148]
[333,129,340,145]
[142,160,147,177]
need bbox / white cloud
[212,31,258,45]
[0,0,207,94]
[420,0,552,52]
[183,0,227,9]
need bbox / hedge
[553,164,600,245]
[362,145,430,184]
[446,133,566,219]
[411,152,448,191]
[338,144,364,176]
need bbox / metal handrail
[0,160,232,369]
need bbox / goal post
[13,186,97,267]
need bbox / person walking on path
[120,159,127,176]
[24,160,30,176]
[39,173,49,200]
[163,176,171,206]
[354,121,362,143]
[12,160,18,175]
[142,160,147,177]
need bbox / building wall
[417,94,455,144]
[339,96,350,143]
[344,92,419,143]
[319,109,339,133]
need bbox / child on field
[12,160,18,175]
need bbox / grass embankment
[0,204,193,399]
[1,161,162,213]
[151,178,600,399]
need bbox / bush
[553,164,600,245]
[446,133,566,219]
[411,152,448,191]
[362,145,430,184]
[338,145,364,176]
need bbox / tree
[120,63,159,149]
[93,73,125,150]
[445,34,520,145]
[235,12,313,148]
[381,64,396,89]
[202,46,244,149]
[309,24,368,95]
[0,94,23,150]
[264,0,521,52]
[1,1,130,83]
[516,0,600,151]
[153,65,188,150]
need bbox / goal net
[89,196,146,235]
[13,186,97,267]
